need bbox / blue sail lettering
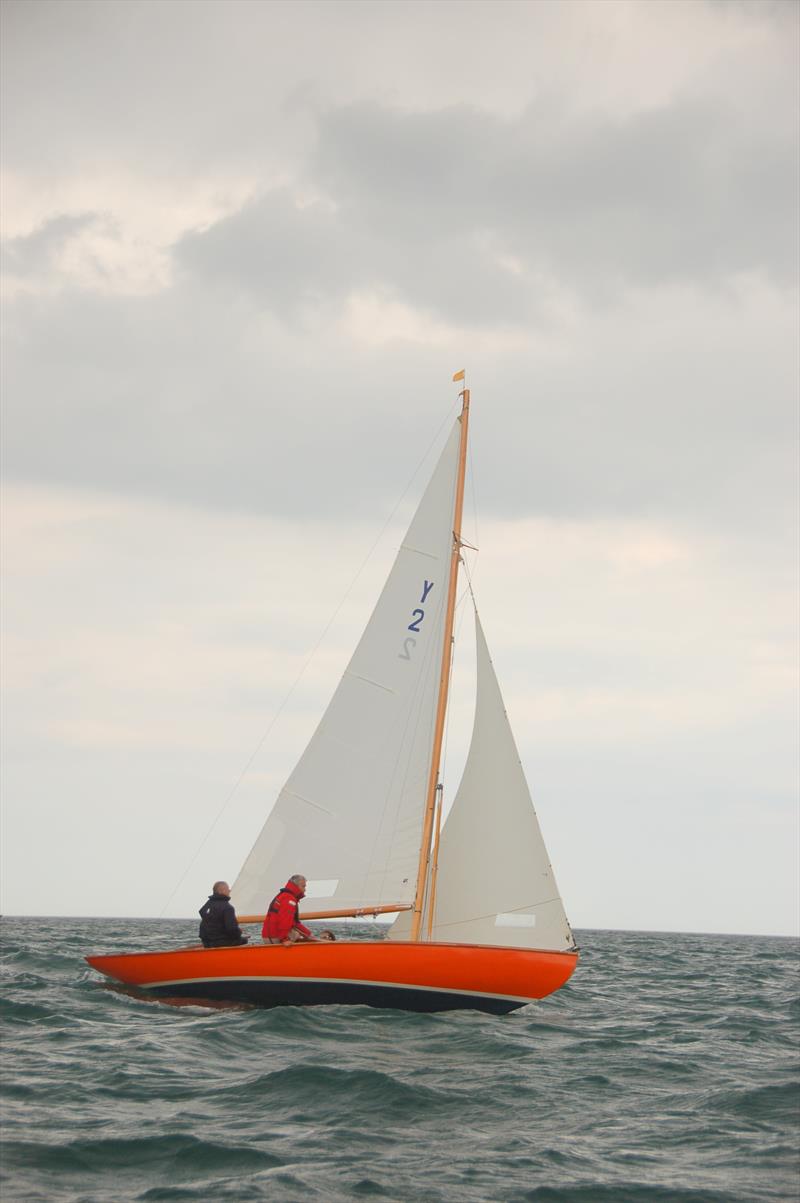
[399,581,435,657]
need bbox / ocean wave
[512,1187,748,1203]
[1,1132,283,1177]
[707,1079,800,1122]
[1,921,797,1203]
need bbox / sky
[1,0,797,937]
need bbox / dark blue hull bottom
[146,978,525,1014]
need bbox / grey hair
[289,874,306,886]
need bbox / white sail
[392,611,575,951]
[233,421,462,916]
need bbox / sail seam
[283,790,335,816]
[345,672,396,694]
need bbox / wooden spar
[426,783,444,940]
[410,384,471,941]
[236,903,412,925]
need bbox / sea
[1,919,798,1203]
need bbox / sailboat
[86,380,578,1014]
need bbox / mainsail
[233,421,461,916]
[392,612,576,951]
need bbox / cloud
[175,190,357,319]
[2,484,796,928]
[1,0,796,931]
[2,210,173,296]
[3,0,796,177]
[2,264,795,540]
[4,212,98,274]
[170,93,798,334]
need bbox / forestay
[233,421,462,916]
[392,612,576,951]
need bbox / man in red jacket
[262,875,334,945]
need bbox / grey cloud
[4,0,795,183]
[176,190,357,317]
[2,271,796,548]
[310,99,797,293]
[174,97,797,333]
[528,104,797,289]
[1,284,425,519]
[3,212,100,277]
[175,178,528,328]
[2,44,796,540]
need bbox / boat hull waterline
[86,941,578,1014]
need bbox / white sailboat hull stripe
[146,975,536,1005]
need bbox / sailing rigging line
[423,586,467,936]
[423,396,479,936]
[467,414,480,580]
[410,388,471,938]
[439,423,481,808]
[461,555,480,612]
[438,582,471,811]
[158,399,463,919]
[430,387,478,817]
[433,562,479,851]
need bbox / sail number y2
[399,581,434,660]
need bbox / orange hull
[86,940,578,1014]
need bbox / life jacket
[267,887,296,919]
[262,880,308,940]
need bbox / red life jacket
[262,880,312,941]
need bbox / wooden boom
[236,903,412,925]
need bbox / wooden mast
[425,783,444,939]
[410,378,471,941]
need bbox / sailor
[198,881,249,948]
[262,875,335,945]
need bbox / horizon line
[1,914,797,941]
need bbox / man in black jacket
[198,881,249,948]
